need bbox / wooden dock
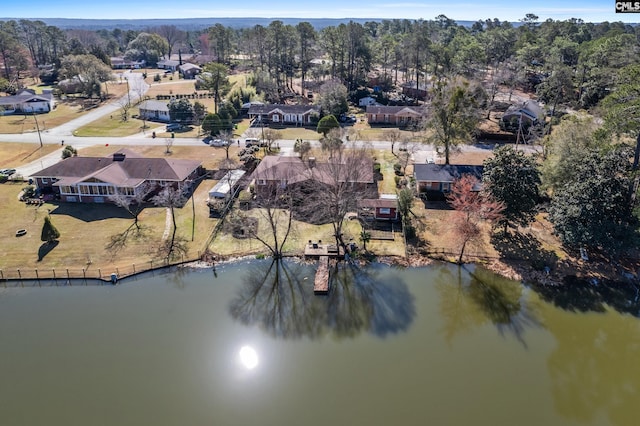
[314,256,330,295]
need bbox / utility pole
[32,113,43,148]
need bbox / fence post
[17,269,21,280]
[82,268,86,282]
[35,269,39,280]
[98,269,101,279]
[66,269,70,280]
[116,267,120,276]
[52,269,56,279]
[133,264,136,274]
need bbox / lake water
[0,259,637,426]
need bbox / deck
[314,256,330,295]
[304,241,343,259]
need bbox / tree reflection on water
[228,259,416,340]
[436,265,542,347]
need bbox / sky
[0,0,634,23]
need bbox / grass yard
[0,143,60,168]
[73,106,148,137]
[0,178,214,276]
[0,103,82,134]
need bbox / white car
[210,139,229,147]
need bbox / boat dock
[314,256,330,295]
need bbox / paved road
[3,72,539,177]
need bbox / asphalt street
[3,74,538,178]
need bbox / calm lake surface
[0,259,637,426]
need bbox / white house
[0,89,55,115]
[138,100,170,122]
[358,96,377,107]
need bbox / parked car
[0,168,16,176]
[166,123,182,132]
[203,136,213,144]
[245,137,266,147]
[210,139,229,147]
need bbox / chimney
[113,152,126,162]
[308,157,316,168]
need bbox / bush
[22,185,36,198]
[393,163,403,175]
[153,74,161,82]
[61,145,77,159]
[373,162,381,174]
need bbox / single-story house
[0,89,55,115]
[366,105,426,126]
[358,195,399,221]
[138,100,170,122]
[414,164,484,196]
[30,149,203,203]
[179,63,202,79]
[358,96,377,107]
[157,59,181,72]
[251,155,374,199]
[500,100,544,132]
[248,104,321,126]
[110,57,145,69]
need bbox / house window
[379,208,391,215]
[257,179,266,185]
[272,115,279,122]
[41,178,48,184]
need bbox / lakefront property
[31,150,203,203]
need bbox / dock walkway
[313,256,330,295]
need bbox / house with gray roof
[248,104,321,126]
[366,105,426,126]
[414,163,483,198]
[139,100,170,122]
[30,149,203,203]
[251,155,374,199]
[157,59,181,71]
[179,63,202,79]
[0,89,55,115]
[500,100,544,132]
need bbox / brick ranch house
[0,89,55,115]
[414,163,484,199]
[30,150,203,203]
[248,104,321,126]
[366,105,426,126]
[251,155,374,200]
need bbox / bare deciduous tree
[152,186,185,261]
[447,175,504,263]
[296,147,375,251]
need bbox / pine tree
[41,216,60,243]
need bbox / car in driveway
[166,123,183,132]
[210,139,229,147]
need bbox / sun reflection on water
[239,346,259,370]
